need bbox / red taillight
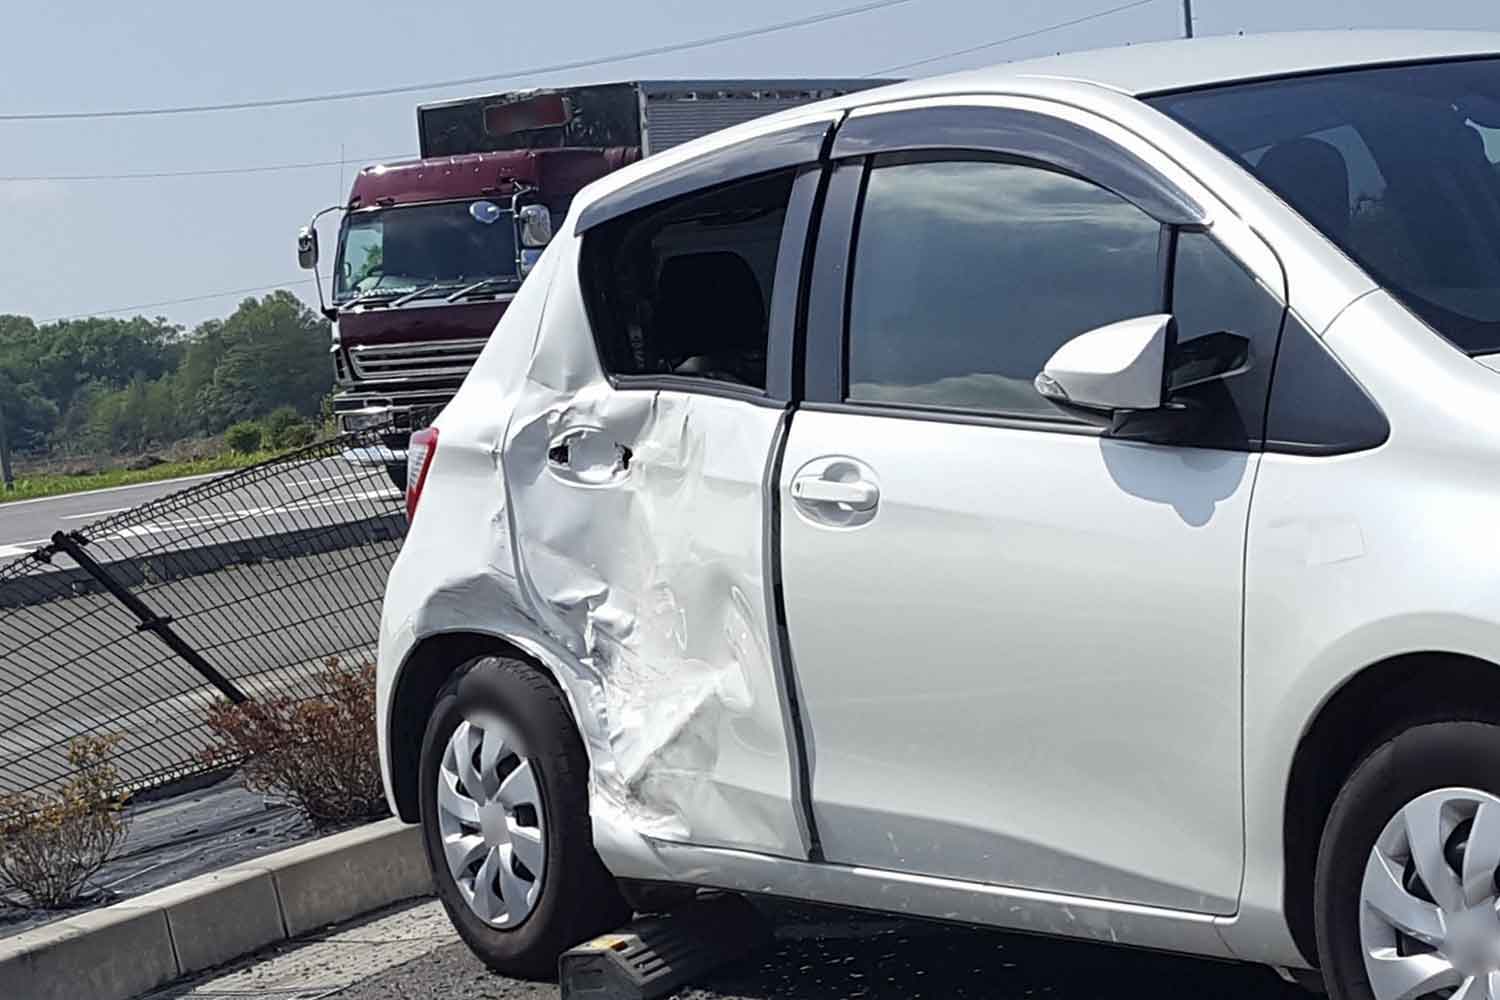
[406,427,439,520]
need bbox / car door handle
[790,475,880,510]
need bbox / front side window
[1153,57,1500,354]
[333,200,519,303]
[845,157,1163,420]
[580,169,795,391]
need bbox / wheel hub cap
[1361,787,1500,999]
[436,715,546,927]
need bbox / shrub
[224,421,262,454]
[0,735,130,909]
[274,420,316,450]
[201,659,388,827]
[262,405,300,443]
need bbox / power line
[1,0,918,122]
[868,0,1158,76]
[0,155,410,183]
[41,279,320,323]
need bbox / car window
[1153,57,1500,354]
[580,169,795,391]
[1163,231,1285,449]
[844,157,1162,421]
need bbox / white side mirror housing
[1035,314,1172,412]
[517,204,554,248]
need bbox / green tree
[1,290,332,458]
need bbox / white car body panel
[1228,290,1500,958]
[376,30,1500,975]
[379,224,807,860]
[780,409,1253,913]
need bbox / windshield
[1152,57,1500,354]
[333,199,518,303]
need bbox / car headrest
[1256,137,1351,241]
[653,251,766,363]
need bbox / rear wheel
[417,656,627,978]
[1315,722,1500,1000]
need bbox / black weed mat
[0,772,326,937]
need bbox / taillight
[406,427,439,520]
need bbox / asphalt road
[0,473,228,557]
[0,457,400,560]
[331,908,1309,1000]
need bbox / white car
[377,31,1500,1000]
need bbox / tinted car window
[1158,231,1285,449]
[580,169,795,390]
[845,158,1162,420]
[1153,57,1500,354]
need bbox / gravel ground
[333,909,1310,1000]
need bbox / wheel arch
[386,628,572,823]
[1281,649,1500,964]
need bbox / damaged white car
[378,31,1500,1000]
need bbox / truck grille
[347,338,489,381]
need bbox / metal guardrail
[0,429,407,798]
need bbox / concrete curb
[0,817,432,1000]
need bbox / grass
[0,451,275,505]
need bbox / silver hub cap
[1361,788,1500,999]
[437,715,546,927]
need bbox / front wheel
[1315,721,1500,1000]
[417,656,627,978]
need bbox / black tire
[418,656,628,978]
[1314,721,1500,1000]
[385,463,407,492]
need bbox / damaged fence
[0,429,406,799]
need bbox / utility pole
[1182,0,1194,38]
[0,403,13,492]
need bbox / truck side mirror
[517,204,553,248]
[297,226,319,270]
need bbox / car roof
[566,30,1500,231]
[919,29,1500,98]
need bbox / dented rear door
[495,130,833,859]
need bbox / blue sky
[2,0,1498,329]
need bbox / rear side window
[844,157,1163,421]
[580,169,795,390]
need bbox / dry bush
[0,735,130,909]
[202,659,388,827]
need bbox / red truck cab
[297,81,889,487]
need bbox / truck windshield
[333,199,518,303]
[1152,57,1500,354]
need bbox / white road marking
[0,539,48,558]
[0,471,226,510]
[60,506,135,520]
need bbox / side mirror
[516,204,553,248]
[1035,314,1172,412]
[297,226,319,270]
[1167,330,1251,392]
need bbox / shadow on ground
[337,906,1309,1000]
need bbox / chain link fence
[0,430,406,799]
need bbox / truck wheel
[385,463,407,492]
[1314,721,1500,1000]
[417,656,628,978]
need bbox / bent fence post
[50,530,250,705]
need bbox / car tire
[417,655,628,978]
[1314,720,1500,1000]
